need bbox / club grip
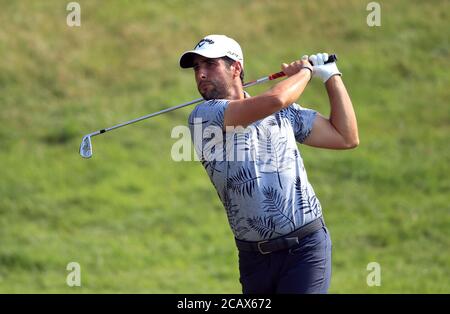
[268,71,286,80]
[268,54,338,81]
[325,54,338,64]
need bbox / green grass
[0,0,448,293]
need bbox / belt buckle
[257,240,270,255]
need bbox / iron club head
[80,135,93,158]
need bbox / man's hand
[305,53,342,83]
[281,56,313,77]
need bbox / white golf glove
[302,53,341,83]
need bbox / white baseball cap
[179,34,244,69]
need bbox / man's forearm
[224,60,312,128]
[326,75,359,146]
[268,67,312,109]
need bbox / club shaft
[94,97,204,136]
[89,73,282,138]
[87,54,337,137]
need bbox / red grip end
[269,71,286,80]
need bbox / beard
[198,79,231,100]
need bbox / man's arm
[224,59,312,128]
[298,53,358,149]
[303,75,359,149]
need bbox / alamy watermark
[171,118,297,167]
[366,2,381,27]
[366,262,381,287]
[66,2,81,27]
[66,262,81,287]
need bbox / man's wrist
[325,73,342,87]
[300,66,313,80]
[323,72,342,83]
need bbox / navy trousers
[238,226,332,294]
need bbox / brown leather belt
[235,217,325,255]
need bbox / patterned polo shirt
[188,98,323,241]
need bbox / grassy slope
[0,0,448,293]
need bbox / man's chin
[198,87,226,100]
[199,91,216,100]
[201,94,212,100]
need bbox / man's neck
[227,84,245,100]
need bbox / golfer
[181,35,358,294]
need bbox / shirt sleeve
[188,99,229,159]
[188,99,229,130]
[284,103,317,143]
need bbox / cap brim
[179,49,226,68]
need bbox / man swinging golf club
[181,34,358,294]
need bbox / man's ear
[232,61,243,79]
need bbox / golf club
[79,54,338,158]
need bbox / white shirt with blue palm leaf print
[188,98,323,241]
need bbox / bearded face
[193,57,234,100]
[198,76,233,100]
